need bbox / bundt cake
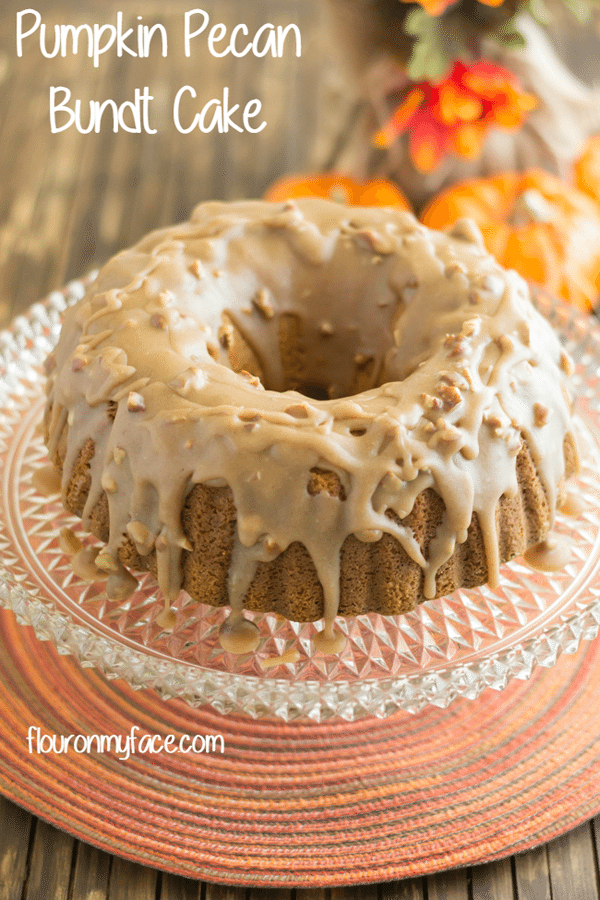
[43,198,578,650]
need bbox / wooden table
[1,1,600,897]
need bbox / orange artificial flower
[374,61,537,172]
[401,0,503,16]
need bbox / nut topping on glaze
[461,318,481,339]
[421,393,443,412]
[485,414,504,430]
[437,384,462,410]
[238,409,261,422]
[449,218,485,245]
[444,334,467,357]
[427,422,462,450]
[218,322,234,348]
[534,402,552,426]
[284,403,311,419]
[478,274,505,297]
[150,313,168,329]
[252,288,275,319]
[438,370,470,390]
[189,259,204,278]
[169,367,207,395]
[239,369,262,388]
[354,228,396,255]
[158,290,175,306]
[444,261,467,278]
[127,391,146,412]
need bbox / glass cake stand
[1,281,600,722]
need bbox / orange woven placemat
[0,607,599,887]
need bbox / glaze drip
[524,534,572,572]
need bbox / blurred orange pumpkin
[421,169,600,312]
[574,135,600,207]
[264,172,412,210]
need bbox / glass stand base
[1,284,600,720]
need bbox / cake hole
[223,270,401,400]
[294,383,331,401]
[350,428,367,437]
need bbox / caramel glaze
[524,534,571,572]
[558,490,586,518]
[43,199,577,642]
[32,464,62,497]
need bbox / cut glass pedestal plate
[1,282,600,722]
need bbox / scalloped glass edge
[1,281,600,721]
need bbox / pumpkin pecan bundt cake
[43,198,578,649]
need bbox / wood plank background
[0,0,356,328]
[1,1,600,897]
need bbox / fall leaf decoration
[421,169,600,311]
[374,61,537,172]
[326,0,600,195]
[264,173,412,209]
